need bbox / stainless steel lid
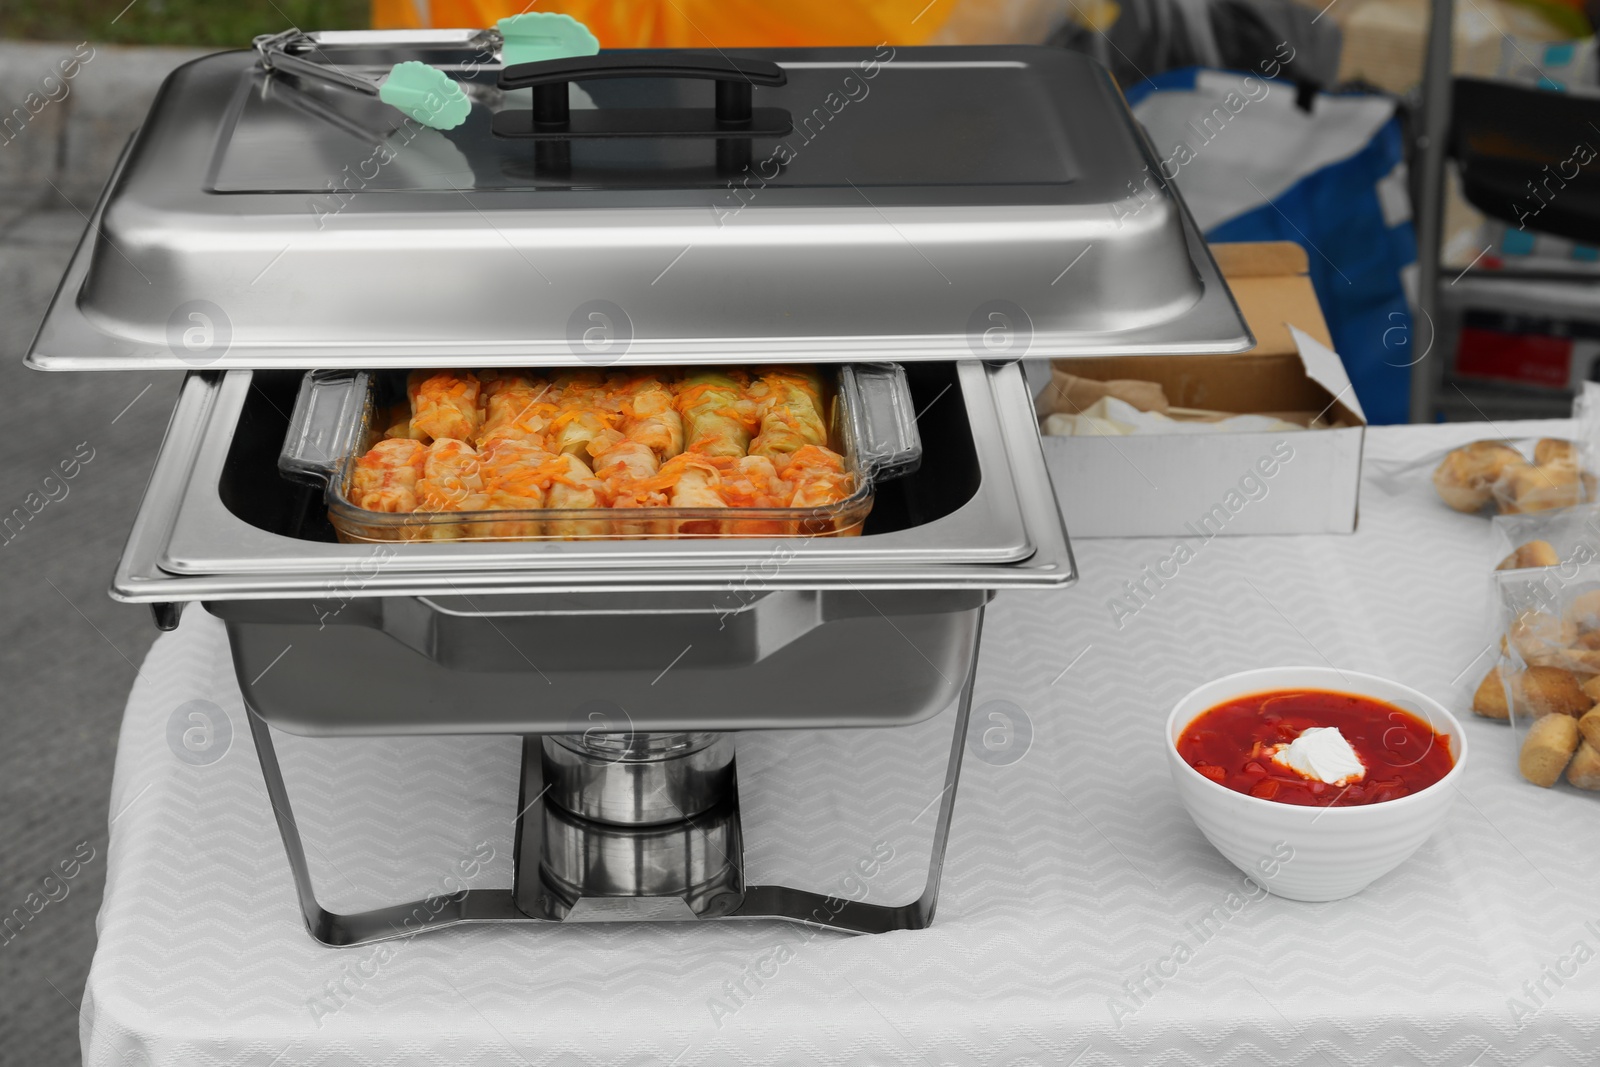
[29,39,1249,370]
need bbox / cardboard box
[1038,241,1366,538]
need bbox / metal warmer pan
[112,360,1071,600]
[112,358,1067,734]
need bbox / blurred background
[3,1,363,46]
[3,0,1599,1062]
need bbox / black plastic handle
[498,53,787,91]
[498,53,787,130]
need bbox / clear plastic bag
[1489,504,1600,571]
[1480,562,1600,791]
[1369,382,1600,516]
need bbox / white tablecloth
[85,421,1600,1067]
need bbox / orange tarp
[370,0,953,46]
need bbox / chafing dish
[28,31,1248,945]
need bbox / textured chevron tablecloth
[84,420,1600,1067]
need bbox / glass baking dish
[278,364,922,542]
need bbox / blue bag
[1125,67,1418,424]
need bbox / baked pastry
[1496,540,1561,571]
[1566,590,1600,633]
[1516,666,1592,717]
[1581,676,1600,705]
[1520,713,1580,786]
[1535,438,1576,466]
[1432,441,1527,512]
[1508,462,1588,513]
[1580,706,1600,749]
[1472,666,1510,720]
[1566,739,1600,790]
[1508,611,1579,669]
[1473,665,1592,719]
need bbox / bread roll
[1556,648,1600,677]
[1534,438,1576,466]
[1566,589,1600,633]
[1496,540,1561,571]
[1581,675,1600,705]
[1472,666,1510,720]
[1580,706,1600,749]
[1508,611,1578,668]
[1566,739,1600,790]
[1509,462,1587,513]
[1516,666,1593,717]
[1432,441,1526,512]
[1520,713,1580,786]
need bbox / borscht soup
[1177,688,1456,806]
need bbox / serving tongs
[253,15,600,131]
[253,29,473,130]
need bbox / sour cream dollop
[1269,727,1366,786]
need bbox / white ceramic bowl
[1165,667,1468,902]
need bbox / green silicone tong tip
[497,12,601,66]
[378,60,471,131]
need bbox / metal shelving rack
[1410,0,1457,422]
[1410,0,1600,422]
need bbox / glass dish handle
[278,370,370,487]
[839,363,922,481]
